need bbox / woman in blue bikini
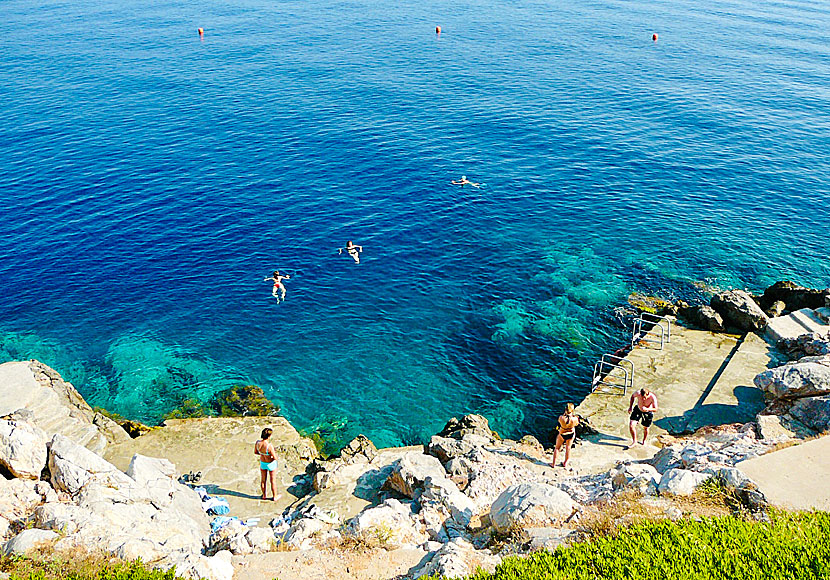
[254,428,279,500]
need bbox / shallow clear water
[1,0,828,449]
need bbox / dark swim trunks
[630,406,654,427]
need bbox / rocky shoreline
[0,280,828,580]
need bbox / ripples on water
[1,0,828,448]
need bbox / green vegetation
[464,511,830,580]
[161,398,209,421]
[0,554,179,580]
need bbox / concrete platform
[573,321,780,472]
[738,435,830,511]
[766,308,830,342]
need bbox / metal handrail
[601,354,634,389]
[632,317,666,349]
[639,312,672,343]
[591,359,630,394]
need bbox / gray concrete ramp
[738,435,830,511]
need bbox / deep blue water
[1,0,828,449]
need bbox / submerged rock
[210,385,279,417]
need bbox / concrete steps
[766,308,830,342]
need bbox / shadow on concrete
[581,432,629,449]
[656,385,765,433]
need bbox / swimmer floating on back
[451,175,481,188]
[338,240,363,264]
[264,270,290,303]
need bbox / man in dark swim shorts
[627,387,658,448]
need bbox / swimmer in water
[263,270,290,302]
[338,240,363,264]
[451,175,481,188]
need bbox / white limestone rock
[347,498,427,547]
[788,394,830,432]
[245,526,277,553]
[0,419,48,479]
[159,550,234,580]
[658,469,712,496]
[0,478,41,521]
[648,446,683,473]
[384,452,447,498]
[48,434,133,494]
[609,463,660,495]
[754,355,830,399]
[489,483,576,533]
[421,476,475,528]
[3,529,59,555]
[412,538,500,579]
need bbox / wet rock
[657,469,712,496]
[489,483,577,533]
[754,355,830,399]
[679,305,726,333]
[788,394,830,432]
[3,529,59,555]
[412,538,501,580]
[384,452,446,498]
[711,290,769,332]
[437,415,497,442]
[210,385,279,417]
[116,419,152,439]
[0,419,48,479]
[760,281,830,312]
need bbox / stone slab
[738,434,830,511]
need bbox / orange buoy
[436,26,442,34]
[198,27,204,36]
[652,32,658,41]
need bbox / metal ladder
[591,354,634,395]
[632,312,672,349]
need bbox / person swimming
[338,240,363,264]
[451,175,481,188]
[263,270,290,302]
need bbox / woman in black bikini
[552,403,579,468]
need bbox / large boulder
[609,463,660,495]
[338,435,378,464]
[427,436,475,464]
[710,290,769,332]
[420,476,475,528]
[437,415,496,442]
[657,469,712,496]
[0,419,48,479]
[48,434,134,494]
[788,395,830,432]
[159,550,234,580]
[754,355,830,399]
[384,452,446,498]
[347,498,427,547]
[3,529,58,555]
[679,305,726,333]
[412,538,501,580]
[760,281,830,312]
[648,446,683,474]
[489,483,576,533]
[0,479,42,521]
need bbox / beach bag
[207,497,230,516]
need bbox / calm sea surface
[1,0,828,449]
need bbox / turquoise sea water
[1,0,828,449]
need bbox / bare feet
[626,443,636,450]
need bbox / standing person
[627,387,658,448]
[552,403,579,468]
[338,240,363,264]
[264,271,290,303]
[254,428,279,500]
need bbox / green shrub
[462,511,830,580]
[0,554,180,580]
